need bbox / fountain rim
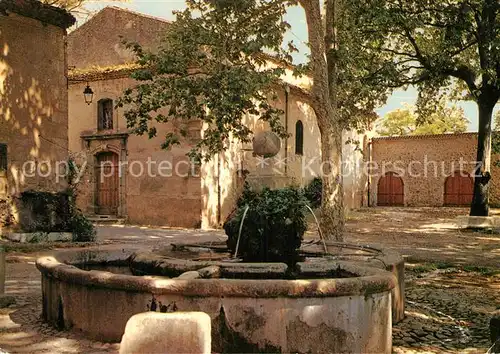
[36,251,396,298]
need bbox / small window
[0,143,6,173]
[295,120,304,155]
[98,99,114,130]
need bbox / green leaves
[377,101,469,136]
[350,0,500,107]
[224,183,308,264]
[332,1,394,131]
[119,0,294,161]
[161,133,181,150]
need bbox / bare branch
[324,0,337,105]
[442,66,478,95]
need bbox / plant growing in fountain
[146,295,178,313]
[224,184,308,265]
[304,177,323,210]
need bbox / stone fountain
[37,235,404,353]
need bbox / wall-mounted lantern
[83,83,94,105]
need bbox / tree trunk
[300,0,345,240]
[470,100,495,216]
[319,118,345,240]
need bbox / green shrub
[69,206,96,242]
[304,177,322,209]
[224,183,308,265]
[67,158,97,242]
[19,191,71,232]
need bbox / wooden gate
[96,152,119,215]
[377,172,404,206]
[444,171,473,206]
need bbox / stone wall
[343,131,369,209]
[370,133,500,207]
[0,11,71,231]
[68,7,169,69]
[0,196,13,233]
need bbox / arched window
[98,98,113,130]
[0,143,7,174]
[295,120,304,155]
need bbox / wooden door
[378,172,404,206]
[96,152,119,215]
[444,171,473,206]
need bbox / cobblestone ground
[0,207,498,353]
[0,261,120,353]
[393,267,499,353]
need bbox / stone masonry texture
[371,133,500,207]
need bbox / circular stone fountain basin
[144,239,406,323]
[37,249,396,353]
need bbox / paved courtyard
[0,207,498,353]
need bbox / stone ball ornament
[252,131,281,157]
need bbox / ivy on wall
[16,158,96,241]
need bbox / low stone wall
[303,241,405,324]
[381,252,406,323]
[343,245,405,324]
[5,232,72,243]
[37,250,396,353]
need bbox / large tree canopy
[119,0,292,162]
[351,0,500,216]
[377,103,469,136]
[119,0,392,240]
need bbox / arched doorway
[377,172,404,206]
[444,171,473,206]
[95,152,119,215]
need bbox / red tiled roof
[68,64,140,82]
[372,132,478,141]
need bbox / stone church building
[67,7,367,229]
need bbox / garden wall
[371,133,500,207]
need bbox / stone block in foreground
[119,312,211,354]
